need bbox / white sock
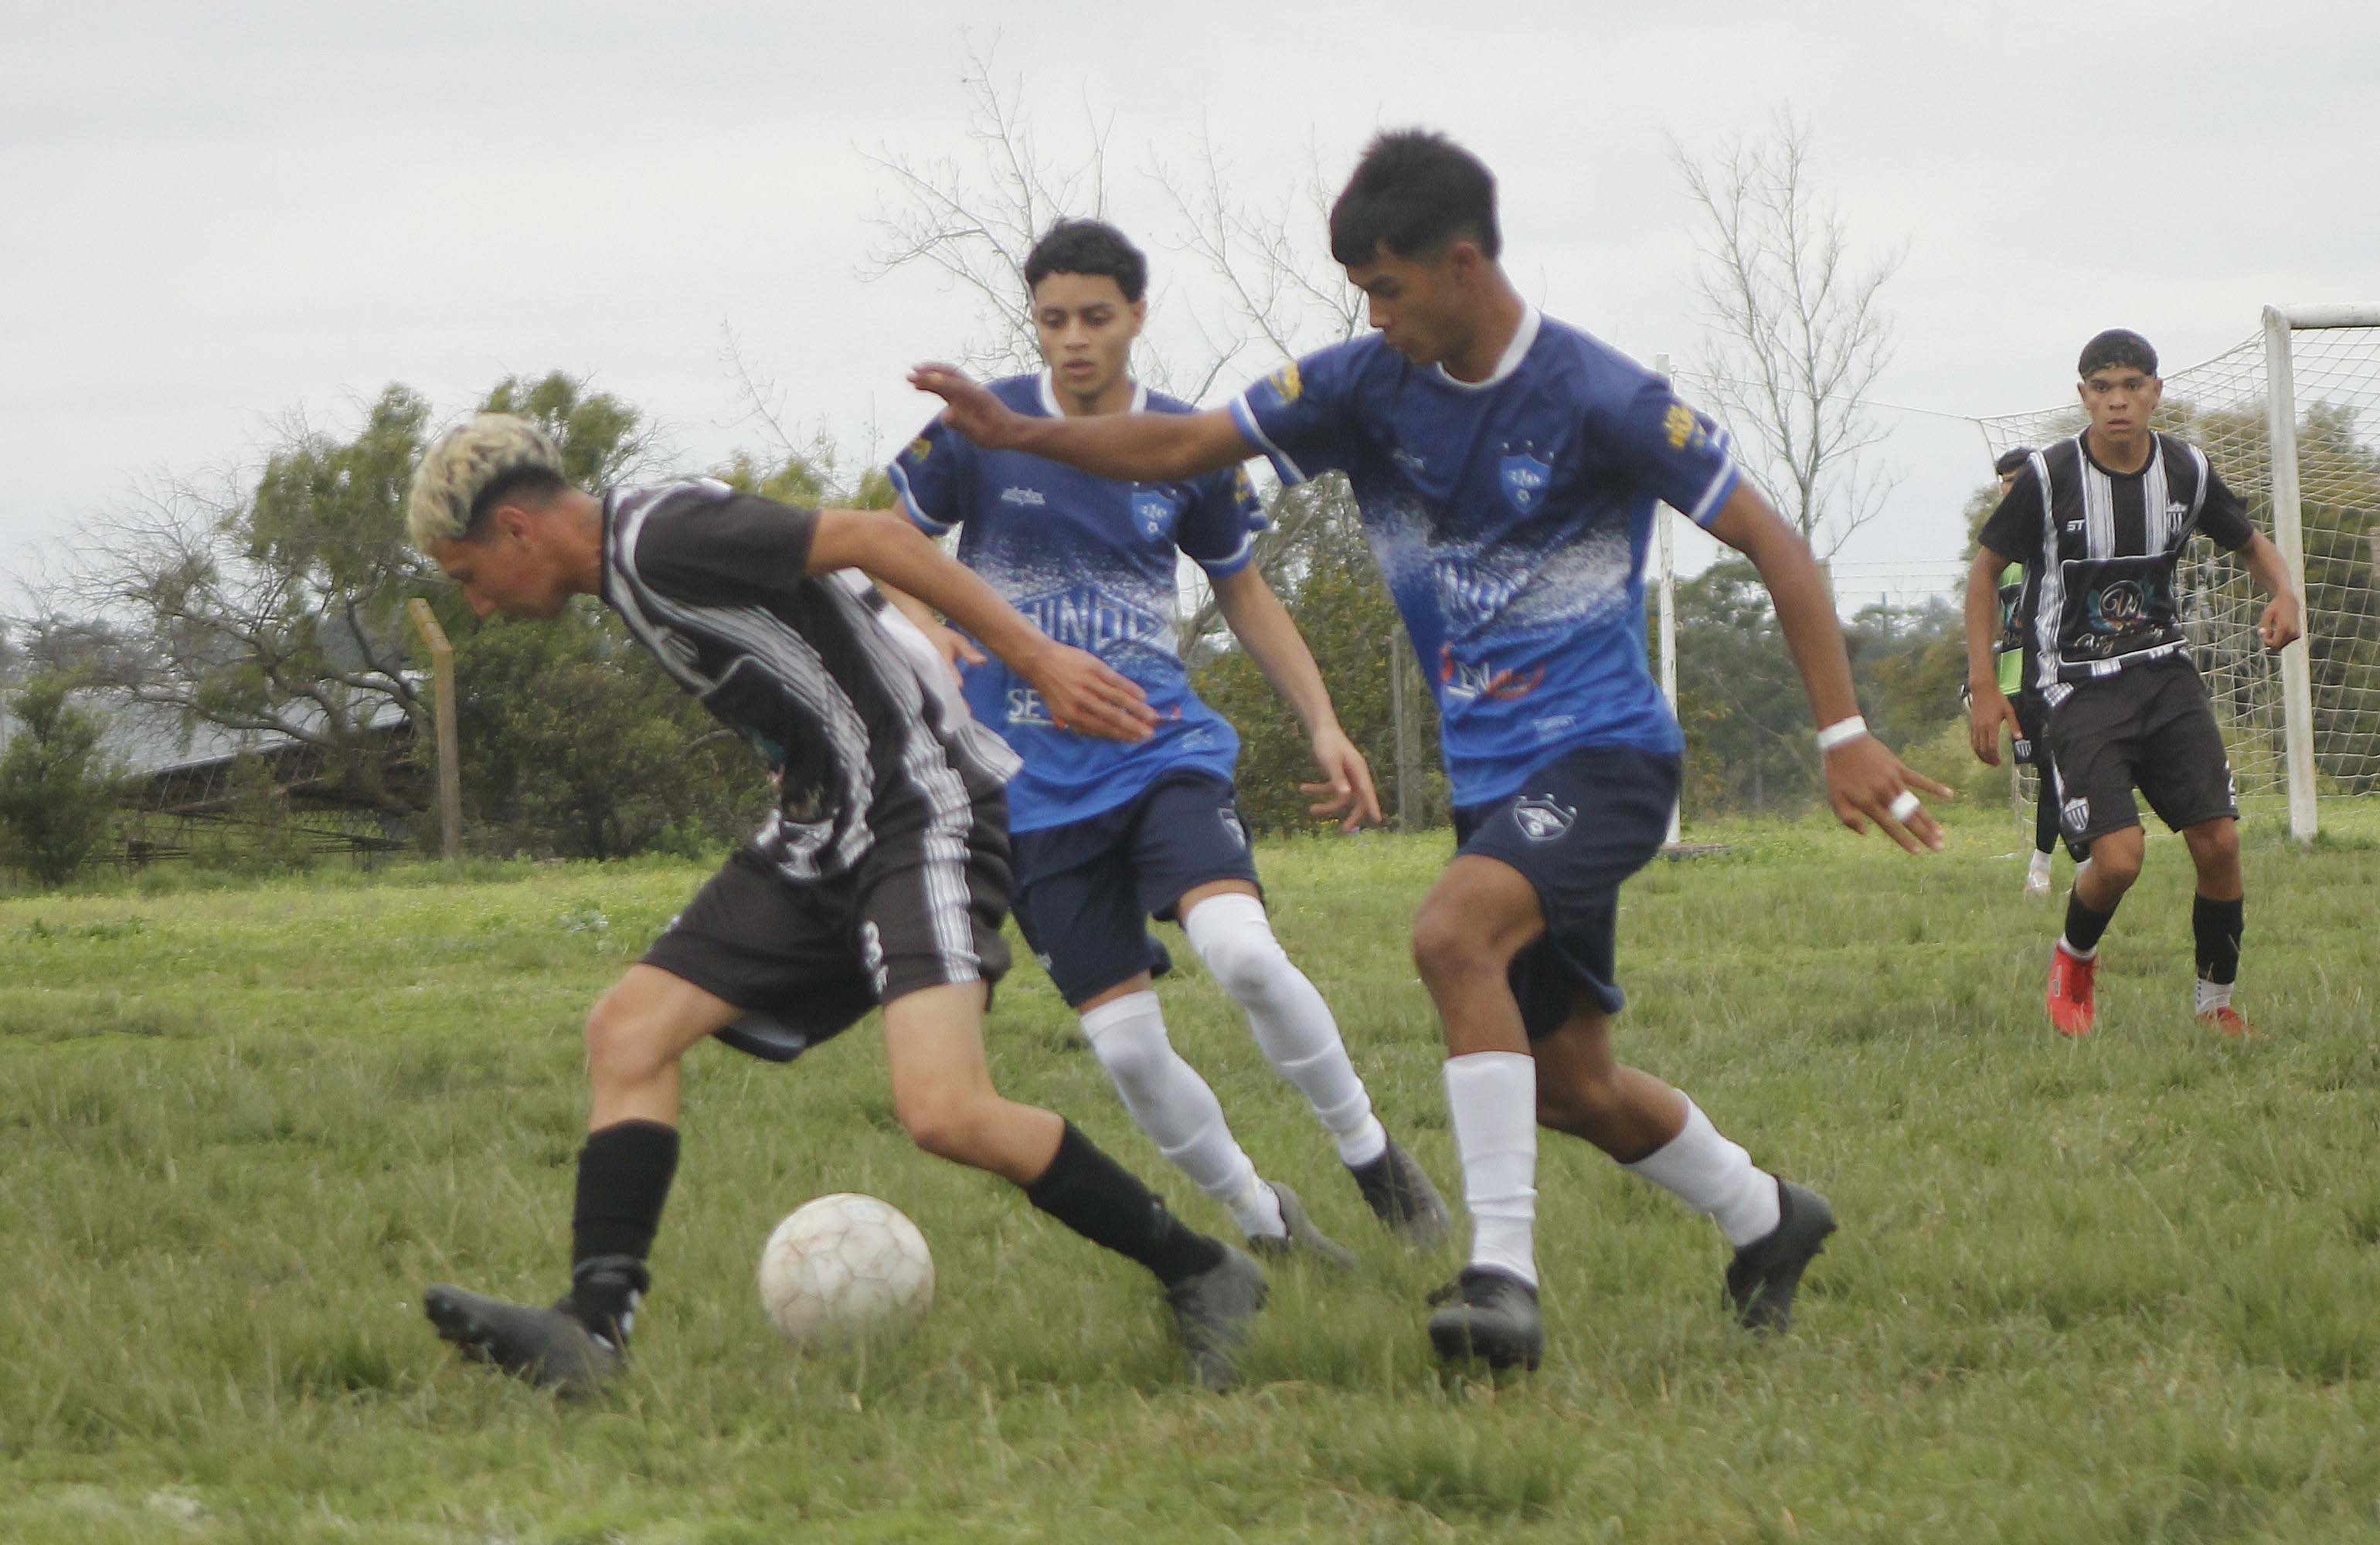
[2058,935,2098,963]
[1077,992,1280,1238]
[1185,893,1388,1166]
[1443,1052,1538,1287]
[2195,977,2234,1014]
[1624,1098,1781,1248]
[2028,851,2053,878]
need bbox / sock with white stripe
[1183,893,1387,1167]
[1078,991,1282,1239]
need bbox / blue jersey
[1230,309,1739,808]
[890,372,1269,834]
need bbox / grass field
[4,803,2378,1543]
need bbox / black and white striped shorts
[641,789,1013,1063]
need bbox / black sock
[2194,894,2244,984]
[2034,791,2059,862]
[2062,889,2118,955]
[1025,1121,1226,1286]
[568,1119,678,1340]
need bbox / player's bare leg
[1533,1005,1832,1331]
[887,982,1266,1388]
[1409,856,1551,1367]
[425,966,739,1392]
[2181,817,2252,1037]
[1178,877,1447,1250]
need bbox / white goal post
[2264,305,2380,840]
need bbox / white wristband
[1815,715,1869,752]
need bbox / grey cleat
[423,1284,620,1396]
[1246,1181,1358,1271]
[1426,1266,1543,1370]
[1725,1180,1838,1333]
[1348,1136,1451,1250]
[1165,1245,1269,1391]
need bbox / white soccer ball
[756,1193,934,1350]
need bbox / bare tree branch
[1668,112,1904,559]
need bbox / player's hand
[1020,642,1158,743]
[1825,734,1953,854]
[2258,592,2304,653]
[1967,681,2019,767]
[918,619,986,688]
[910,364,1027,450]
[1298,725,1383,832]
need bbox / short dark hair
[1328,129,1501,267]
[1023,219,1147,304]
[1992,446,2035,477]
[2078,329,2158,379]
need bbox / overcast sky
[5,0,2373,618]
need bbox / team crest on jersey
[1512,794,1576,843]
[1266,360,1302,405]
[906,435,932,464]
[2062,796,2091,832]
[1132,489,1181,542]
[1500,445,1552,513]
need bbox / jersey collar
[1433,305,1542,392]
[1036,368,1148,419]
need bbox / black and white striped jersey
[599,480,1019,882]
[1979,432,2256,692]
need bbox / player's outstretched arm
[2235,533,2305,652]
[1962,545,2021,766]
[1209,565,1382,831]
[808,510,1155,743]
[1706,484,1951,853]
[908,364,1252,484]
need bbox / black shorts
[1453,745,1680,1038]
[2044,658,2239,848]
[1010,771,1262,1007]
[641,790,1013,1063]
[2011,688,2050,768]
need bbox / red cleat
[2197,1006,2259,1039]
[2046,942,2097,1037]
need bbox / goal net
[1977,308,2380,835]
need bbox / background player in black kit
[1973,444,2066,898]
[402,415,1266,1393]
[1964,331,2302,1037]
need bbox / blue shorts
[1011,772,1263,1007]
[1452,745,1680,1037]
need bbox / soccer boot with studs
[1246,1181,1358,1271]
[1426,1266,1543,1370]
[1348,1136,1452,1250]
[1165,1244,1269,1392]
[1724,1180,1837,1333]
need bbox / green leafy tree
[0,675,121,886]
[451,606,767,859]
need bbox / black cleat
[1165,1246,1268,1391]
[423,1284,619,1395]
[1725,1180,1838,1333]
[1247,1181,1358,1271]
[1348,1136,1451,1250]
[1426,1266,1543,1370]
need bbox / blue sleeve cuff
[1229,396,1308,487]
[887,462,954,535]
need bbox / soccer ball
[756,1193,934,1350]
